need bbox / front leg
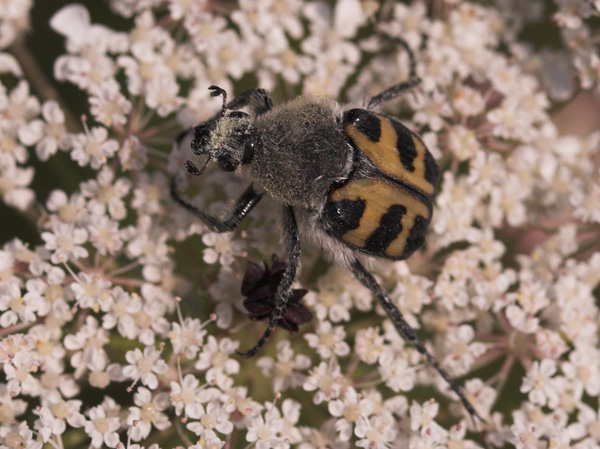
[350,259,483,422]
[238,206,301,358]
[226,87,273,116]
[170,179,262,233]
[173,87,274,157]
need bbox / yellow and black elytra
[323,108,438,260]
[171,35,483,422]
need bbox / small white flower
[447,125,481,161]
[168,316,207,359]
[170,373,207,418]
[145,74,184,117]
[27,324,66,372]
[118,135,148,171]
[509,415,544,449]
[80,166,131,220]
[0,384,27,426]
[89,80,132,127]
[410,400,447,438]
[303,361,345,404]
[195,336,239,389]
[124,215,171,273]
[328,387,373,441]
[83,405,121,448]
[520,359,561,408]
[392,272,433,316]
[3,350,40,397]
[0,0,33,48]
[123,345,169,390]
[1,80,40,129]
[256,339,311,392]
[354,327,385,364]
[378,347,416,393]
[88,215,123,256]
[49,3,92,44]
[571,182,600,223]
[186,400,233,436]
[70,271,113,312]
[185,9,227,53]
[220,386,262,420]
[304,268,354,323]
[126,387,170,441]
[63,316,109,379]
[202,232,245,266]
[41,221,89,264]
[204,30,252,80]
[0,282,39,327]
[208,266,244,329]
[561,344,600,397]
[354,413,396,449]
[35,399,86,442]
[245,403,286,449]
[441,325,487,376]
[188,429,225,449]
[70,125,119,169]
[0,156,35,211]
[304,320,350,359]
[18,100,69,161]
[34,406,67,442]
[411,89,453,131]
[46,189,88,225]
[131,171,167,215]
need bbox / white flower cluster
[553,0,600,92]
[1,1,600,449]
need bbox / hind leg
[367,35,421,110]
[350,258,482,422]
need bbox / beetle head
[187,86,257,176]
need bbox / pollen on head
[209,117,241,150]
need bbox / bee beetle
[172,36,481,421]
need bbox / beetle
[171,36,481,421]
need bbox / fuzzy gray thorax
[251,96,353,210]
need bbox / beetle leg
[350,259,484,423]
[367,35,421,110]
[170,180,263,233]
[238,206,301,358]
[173,87,274,151]
[367,78,422,110]
[225,88,274,116]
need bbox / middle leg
[170,180,263,233]
[238,205,301,358]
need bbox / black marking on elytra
[424,149,440,189]
[392,120,418,173]
[364,204,407,254]
[323,198,366,239]
[402,214,429,259]
[344,109,381,142]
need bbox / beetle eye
[217,154,238,172]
